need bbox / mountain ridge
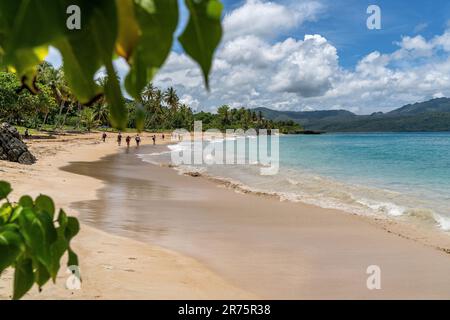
[254,97,450,132]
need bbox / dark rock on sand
[185,172,201,177]
[0,123,36,165]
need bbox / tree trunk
[41,112,49,129]
[61,104,73,131]
[75,103,82,130]
[54,100,65,130]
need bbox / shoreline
[0,132,256,300]
[142,142,450,256]
[2,132,450,299]
[187,169,450,255]
[64,143,450,299]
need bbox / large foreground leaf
[13,258,34,300]
[0,0,67,52]
[0,181,12,200]
[179,0,223,89]
[125,0,179,99]
[115,0,141,60]
[0,1,93,93]
[18,208,56,272]
[0,229,24,274]
[35,195,55,220]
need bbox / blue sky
[293,0,450,68]
[47,0,450,113]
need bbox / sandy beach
[2,132,450,299]
[0,132,255,300]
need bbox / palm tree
[81,108,100,132]
[93,103,110,126]
[141,86,165,129]
[252,111,257,122]
[51,69,74,130]
[141,83,156,104]
[230,108,237,123]
[153,88,163,113]
[163,87,179,112]
[217,105,230,128]
[258,110,263,123]
[31,65,59,129]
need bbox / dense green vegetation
[195,106,301,133]
[0,64,302,134]
[0,63,194,132]
[254,98,450,132]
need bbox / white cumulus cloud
[223,0,323,41]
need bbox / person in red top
[125,136,131,148]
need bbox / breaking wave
[139,139,450,232]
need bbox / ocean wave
[167,142,191,152]
[138,141,450,232]
[172,164,450,231]
[173,165,207,176]
[434,214,450,231]
[356,198,406,217]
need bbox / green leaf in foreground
[19,195,34,208]
[125,0,179,99]
[35,195,55,220]
[0,181,12,200]
[0,0,64,93]
[54,1,118,104]
[0,0,66,53]
[179,0,223,89]
[0,203,13,224]
[6,47,49,94]
[49,210,80,280]
[19,208,56,273]
[135,103,146,132]
[13,258,34,300]
[0,229,24,274]
[35,261,51,289]
[86,1,127,129]
[104,61,127,130]
[115,0,141,60]
[0,184,80,299]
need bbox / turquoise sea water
[141,132,450,231]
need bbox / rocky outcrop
[0,123,36,165]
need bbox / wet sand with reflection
[63,145,450,299]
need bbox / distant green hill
[254,98,450,132]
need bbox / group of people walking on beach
[101,131,141,147]
[101,132,163,147]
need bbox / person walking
[135,134,141,147]
[126,136,131,148]
[102,132,107,142]
[117,131,123,146]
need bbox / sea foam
[138,133,450,233]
